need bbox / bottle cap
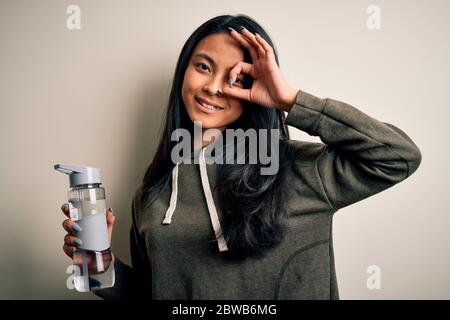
[54,164,102,188]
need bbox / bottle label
[76,212,110,251]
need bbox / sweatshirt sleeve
[93,197,151,300]
[284,89,422,211]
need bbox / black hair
[136,14,294,258]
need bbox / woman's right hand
[61,203,116,262]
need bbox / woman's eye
[235,77,243,86]
[196,63,210,72]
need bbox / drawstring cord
[162,162,179,225]
[161,148,229,252]
[199,148,229,252]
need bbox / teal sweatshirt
[94,89,421,300]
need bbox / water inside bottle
[73,247,115,292]
[69,196,115,292]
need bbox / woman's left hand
[221,26,298,112]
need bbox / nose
[203,74,229,96]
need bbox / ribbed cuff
[284,89,327,136]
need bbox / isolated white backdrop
[0,0,448,299]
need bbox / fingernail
[74,239,83,247]
[109,207,113,214]
[240,26,246,31]
[61,203,68,211]
[228,78,232,88]
[72,223,82,232]
[228,27,237,33]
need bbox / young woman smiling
[60,14,421,300]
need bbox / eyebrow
[193,53,216,66]
[192,52,235,73]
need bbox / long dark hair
[137,14,294,257]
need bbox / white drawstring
[161,148,229,252]
[162,162,179,225]
[199,148,229,252]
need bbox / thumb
[106,208,116,227]
[222,86,251,102]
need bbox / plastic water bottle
[54,164,115,292]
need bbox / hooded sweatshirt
[93,89,422,300]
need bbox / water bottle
[54,163,115,292]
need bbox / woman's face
[182,33,246,132]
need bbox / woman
[61,14,421,300]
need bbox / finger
[62,219,82,235]
[222,85,252,102]
[227,61,254,85]
[61,203,70,218]
[106,208,116,227]
[63,243,75,259]
[228,27,259,61]
[239,27,266,59]
[64,234,83,247]
[255,33,275,59]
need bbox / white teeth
[197,99,222,110]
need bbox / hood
[161,141,229,252]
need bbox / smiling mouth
[195,97,224,111]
